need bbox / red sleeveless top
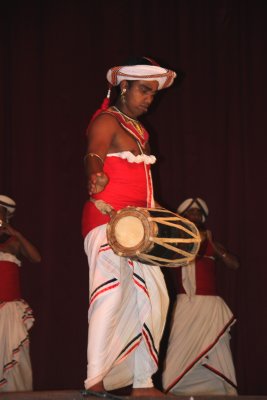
[82,107,153,237]
[82,155,151,237]
[0,237,21,301]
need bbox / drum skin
[106,207,200,267]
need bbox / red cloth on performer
[177,239,217,295]
[82,156,150,237]
[0,260,21,301]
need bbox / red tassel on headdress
[85,84,112,135]
[90,84,112,123]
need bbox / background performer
[162,197,238,396]
[0,195,41,392]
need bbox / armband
[84,153,104,165]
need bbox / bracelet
[84,153,104,165]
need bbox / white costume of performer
[0,195,34,391]
[0,258,34,392]
[84,224,168,390]
[83,153,169,390]
[162,199,238,396]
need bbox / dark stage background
[1,0,267,395]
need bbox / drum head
[114,216,144,248]
[107,207,157,257]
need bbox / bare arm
[206,230,239,270]
[85,115,118,195]
[2,223,41,263]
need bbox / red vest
[0,237,21,301]
[82,107,153,237]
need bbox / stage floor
[0,391,267,400]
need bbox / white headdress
[106,64,176,90]
[0,195,16,216]
[177,198,209,222]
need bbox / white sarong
[0,300,34,392]
[84,224,169,390]
[162,293,237,395]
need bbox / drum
[106,207,200,267]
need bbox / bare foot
[131,387,166,396]
[87,381,105,392]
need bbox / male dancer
[82,57,176,395]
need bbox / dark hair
[122,56,159,67]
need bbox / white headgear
[106,56,176,90]
[106,64,176,90]
[177,198,209,222]
[0,195,16,216]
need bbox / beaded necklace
[112,106,146,140]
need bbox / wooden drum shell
[106,207,200,267]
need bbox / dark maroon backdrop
[1,0,267,395]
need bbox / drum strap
[136,140,143,154]
[135,141,154,208]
